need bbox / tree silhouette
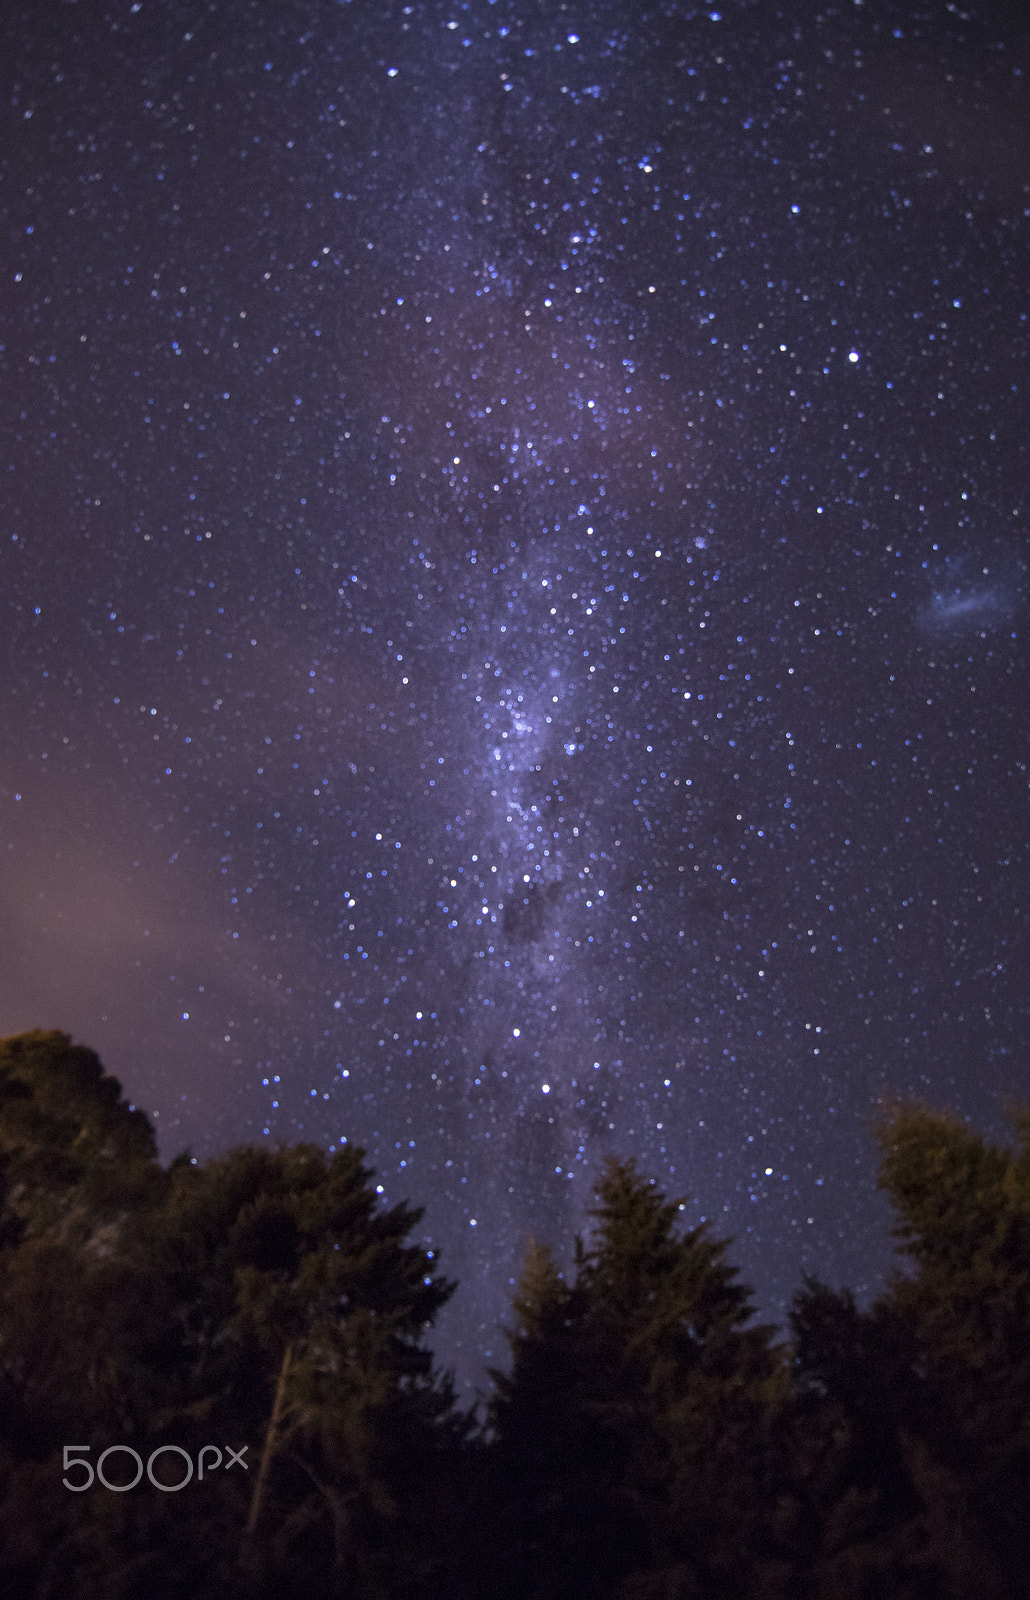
[4,1029,1030,1600]
[483,1158,787,1600]
[0,1032,461,1600]
[873,1100,1030,1597]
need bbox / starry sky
[2,0,1027,1388]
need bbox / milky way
[1,0,1027,1386]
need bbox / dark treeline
[2,1031,1029,1599]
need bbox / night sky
[2,0,1027,1389]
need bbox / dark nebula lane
[1,0,1027,1387]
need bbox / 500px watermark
[62,1444,249,1492]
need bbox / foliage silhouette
[2,1033,1029,1599]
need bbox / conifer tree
[786,1277,931,1599]
[483,1228,627,1600]
[872,1100,1030,1597]
[580,1158,787,1600]
[483,1159,788,1600]
[780,1102,1030,1600]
